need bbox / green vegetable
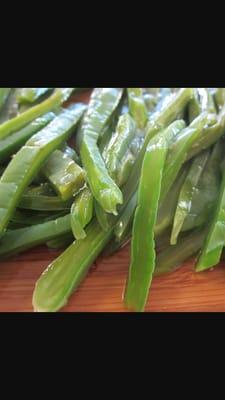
[95,113,138,230]
[3,86,223,314]
[42,149,86,200]
[0,89,19,123]
[114,164,188,244]
[160,112,215,203]
[196,156,225,271]
[143,91,159,112]
[19,193,72,212]
[182,141,224,232]
[154,165,189,237]
[188,89,201,122]
[0,88,74,140]
[113,90,193,243]
[114,191,137,242]
[32,219,114,312]
[46,234,73,250]
[80,88,123,214]
[199,89,216,113]
[187,104,225,160]
[214,88,225,111]
[19,183,72,211]
[0,105,85,234]
[94,200,112,231]
[11,210,66,226]
[116,151,136,187]
[61,145,80,164]
[127,88,148,129]
[155,228,207,276]
[124,120,185,312]
[17,88,51,104]
[104,113,136,183]
[0,112,55,163]
[171,150,209,244]
[103,227,132,257]
[121,88,194,209]
[0,214,72,258]
[71,187,93,240]
[99,102,124,154]
[124,133,168,312]
[0,88,11,111]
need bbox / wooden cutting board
[1,89,225,312]
[1,244,225,312]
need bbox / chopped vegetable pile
[0,87,225,312]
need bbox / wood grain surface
[1,89,225,312]
[1,244,225,312]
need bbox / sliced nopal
[80,88,124,215]
[0,88,74,141]
[0,103,86,234]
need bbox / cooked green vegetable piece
[103,223,132,257]
[32,219,114,312]
[80,88,123,214]
[42,149,86,201]
[32,89,193,313]
[0,113,55,163]
[71,187,93,240]
[182,141,224,232]
[114,165,188,244]
[154,165,189,237]
[199,89,216,113]
[0,89,19,123]
[104,113,136,182]
[98,122,115,154]
[0,88,74,140]
[0,214,72,258]
[0,104,85,233]
[144,88,161,96]
[19,183,72,211]
[16,88,51,104]
[187,104,225,160]
[121,89,194,209]
[196,156,225,271]
[189,88,216,123]
[19,193,72,211]
[214,88,225,111]
[188,89,201,122]
[153,89,174,114]
[61,145,80,164]
[94,200,112,231]
[11,210,66,226]
[116,151,136,187]
[0,88,11,111]
[94,92,191,234]
[99,104,123,154]
[155,228,207,276]
[72,109,119,237]
[105,90,193,237]
[124,134,168,311]
[0,166,5,176]
[96,114,140,231]
[127,88,148,129]
[26,183,55,196]
[46,234,73,250]
[17,90,55,114]
[143,89,160,112]
[114,191,137,242]
[171,150,209,244]
[160,113,215,203]
[116,136,144,188]
[124,121,185,312]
